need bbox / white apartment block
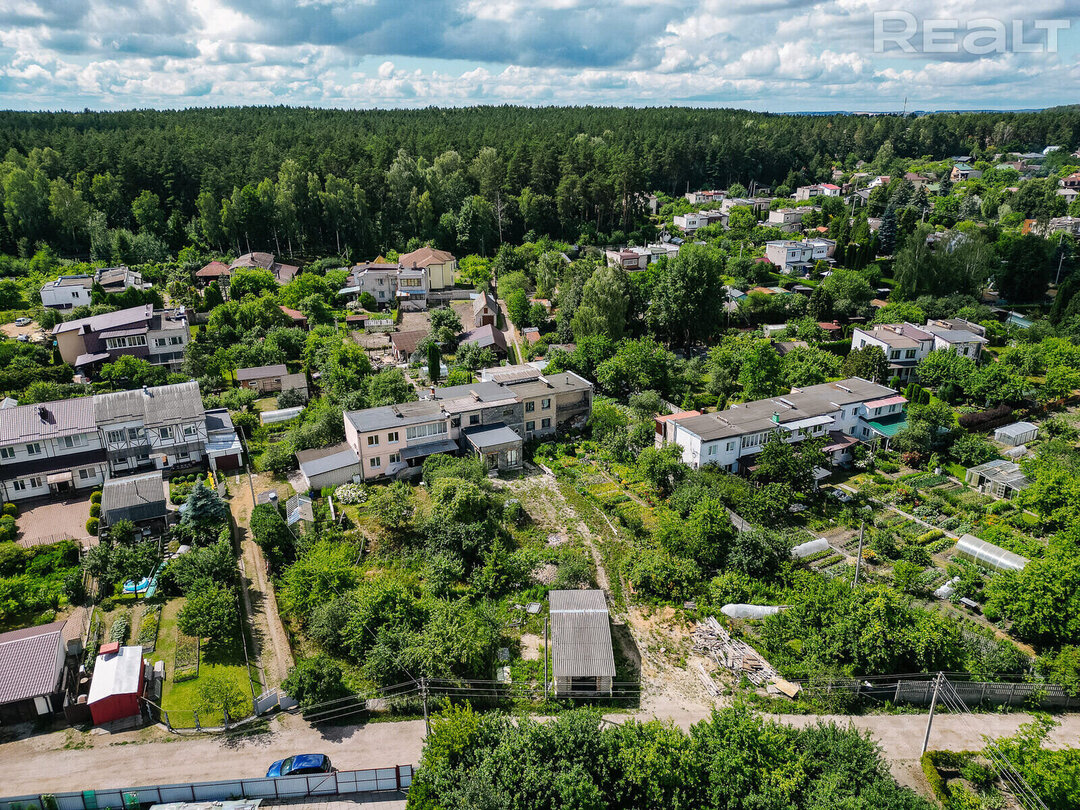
[661,378,904,473]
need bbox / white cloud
[0,0,1075,109]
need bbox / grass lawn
[148,598,258,727]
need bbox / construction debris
[692,616,779,687]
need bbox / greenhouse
[955,534,1028,573]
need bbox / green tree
[131,190,165,237]
[649,243,725,348]
[281,654,350,708]
[196,671,249,721]
[177,582,239,646]
[179,480,230,542]
[738,340,784,400]
[842,345,888,384]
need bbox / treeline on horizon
[0,104,1078,260]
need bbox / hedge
[85,517,99,536]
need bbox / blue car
[266,753,334,778]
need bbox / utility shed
[994,422,1038,446]
[549,590,616,696]
[0,620,69,723]
[88,643,144,725]
[100,471,168,527]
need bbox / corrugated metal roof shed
[101,471,168,525]
[549,590,616,679]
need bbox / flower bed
[137,604,162,653]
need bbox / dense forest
[1,105,1079,259]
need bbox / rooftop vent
[772,411,780,425]
[835,383,852,393]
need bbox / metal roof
[463,423,522,450]
[0,621,66,705]
[995,422,1038,438]
[53,303,153,336]
[399,438,459,460]
[88,645,143,705]
[0,397,97,443]
[101,472,167,523]
[549,590,616,679]
[94,381,203,426]
[296,442,358,478]
[236,364,287,381]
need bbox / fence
[0,765,414,810]
[793,672,1080,711]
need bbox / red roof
[655,411,702,423]
[820,183,840,190]
[280,306,306,322]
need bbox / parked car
[14,317,31,327]
[266,754,334,778]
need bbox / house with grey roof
[473,292,499,327]
[549,590,615,696]
[850,323,935,383]
[342,369,592,480]
[0,620,75,724]
[662,378,904,472]
[296,442,362,491]
[40,275,93,310]
[95,381,208,476]
[235,364,308,398]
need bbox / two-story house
[951,163,983,182]
[850,324,934,383]
[0,398,108,502]
[661,378,904,473]
[398,247,457,291]
[767,208,805,233]
[94,266,143,296]
[53,305,190,374]
[229,252,300,284]
[923,318,988,361]
[604,248,649,271]
[0,381,225,502]
[94,382,209,476]
[334,369,593,483]
[339,262,429,311]
[764,239,837,274]
[40,275,93,310]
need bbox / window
[367,435,379,447]
[889,350,900,359]
[169,336,184,345]
[369,457,380,468]
[389,453,401,464]
[469,414,480,426]
[406,422,448,441]
[154,338,167,347]
[12,479,26,491]
[541,398,551,410]
[28,477,42,488]
[183,424,196,437]
[60,435,86,449]
[137,453,149,462]
[105,334,147,350]
[127,427,143,441]
[526,421,535,432]
[106,430,122,443]
[159,427,173,440]
[177,451,189,460]
[707,445,716,456]
[387,431,399,443]
[525,401,535,413]
[0,447,14,460]
[905,349,916,359]
[26,443,42,456]
[78,468,93,480]
[541,418,551,429]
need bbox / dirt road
[4,705,1080,796]
[229,469,294,690]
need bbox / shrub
[85,517,99,536]
[90,491,102,505]
[108,613,131,643]
[89,503,101,518]
[2,503,16,518]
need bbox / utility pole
[420,677,430,737]
[852,520,866,587]
[1055,232,1066,285]
[921,672,944,755]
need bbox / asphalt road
[4,707,1080,796]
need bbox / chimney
[772,411,780,425]
[142,385,151,397]
[430,386,436,399]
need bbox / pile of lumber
[692,616,778,686]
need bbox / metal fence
[0,765,414,810]
[794,672,1080,711]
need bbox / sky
[0,0,1078,112]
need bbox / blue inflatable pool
[123,577,150,594]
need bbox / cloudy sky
[0,0,1078,111]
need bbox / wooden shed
[549,590,616,696]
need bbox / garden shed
[88,643,145,725]
[994,422,1038,446]
[100,471,168,529]
[549,589,616,696]
[965,459,1029,500]
[0,620,71,723]
[295,442,360,491]
[463,424,523,472]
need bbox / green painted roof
[867,412,908,437]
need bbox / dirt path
[228,469,294,690]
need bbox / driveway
[16,493,94,548]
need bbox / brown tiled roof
[390,330,427,355]
[0,620,66,705]
[195,261,231,278]
[399,246,455,268]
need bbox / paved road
[5,706,1080,797]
